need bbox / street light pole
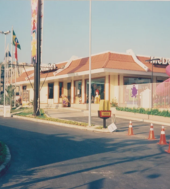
[88,0,92,126]
[0,31,11,113]
[4,34,6,108]
[145,58,160,109]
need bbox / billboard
[31,0,38,64]
[40,0,44,63]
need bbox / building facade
[15,49,169,109]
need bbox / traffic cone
[165,141,170,153]
[128,120,134,135]
[158,126,168,145]
[148,123,156,140]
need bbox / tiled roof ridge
[102,52,110,68]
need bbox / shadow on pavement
[0,117,169,188]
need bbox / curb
[0,145,11,177]
[13,115,110,133]
[12,116,153,139]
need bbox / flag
[13,30,21,50]
[15,42,18,61]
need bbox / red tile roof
[137,56,166,73]
[16,52,168,83]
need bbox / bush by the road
[16,108,92,127]
[0,141,6,166]
[116,107,170,117]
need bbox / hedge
[116,107,170,117]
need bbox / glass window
[74,81,82,104]
[124,77,151,85]
[86,78,105,103]
[48,83,54,99]
[59,82,63,97]
[156,77,167,83]
[23,86,27,90]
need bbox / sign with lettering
[150,57,170,65]
[98,110,111,118]
[41,64,57,72]
[22,90,30,102]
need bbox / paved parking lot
[45,108,170,141]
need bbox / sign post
[31,0,42,116]
[98,100,111,128]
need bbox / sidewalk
[44,108,113,126]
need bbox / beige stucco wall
[119,75,124,104]
[26,84,34,102]
[105,75,109,100]
[82,77,85,103]
[110,74,119,103]
[54,81,59,104]
[40,82,48,104]
[63,81,67,96]
[71,78,74,103]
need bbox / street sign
[108,123,117,132]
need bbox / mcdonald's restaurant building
[15,49,169,110]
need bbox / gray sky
[0,0,170,64]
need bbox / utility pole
[0,31,10,112]
[33,0,41,116]
[145,58,160,109]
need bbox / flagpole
[11,26,13,85]
[4,35,6,111]
[14,55,16,108]
[7,45,8,91]
[88,0,92,126]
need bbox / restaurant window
[74,80,82,104]
[86,78,105,104]
[156,77,167,83]
[59,82,63,97]
[48,83,54,99]
[124,77,151,85]
[23,86,27,90]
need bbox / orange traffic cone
[165,141,170,153]
[148,123,156,140]
[158,126,168,145]
[128,120,134,135]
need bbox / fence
[112,82,170,110]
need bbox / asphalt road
[0,117,170,189]
[45,108,170,139]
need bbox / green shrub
[16,109,92,127]
[111,98,118,107]
[116,107,170,117]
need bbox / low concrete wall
[148,115,170,123]
[113,109,170,124]
[71,104,100,111]
[41,103,100,111]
